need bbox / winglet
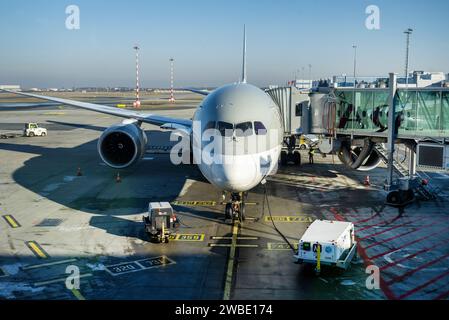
[241,25,247,84]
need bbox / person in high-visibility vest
[308,148,315,164]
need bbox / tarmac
[1,92,449,300]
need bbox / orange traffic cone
[76,167,82,176]
[364,175,370,186]
[116,173,122,183]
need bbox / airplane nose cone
[211,155,258,192]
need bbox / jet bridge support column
[385,73,397,191]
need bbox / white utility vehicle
[23,123,47,137]
[143,202,178,243]
[294,220,357,272]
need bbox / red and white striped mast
[133,44,141,108]
[169,57,175,103]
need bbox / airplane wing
[185,88,210,96]
[0,89,192,128]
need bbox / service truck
[23,123,47,137]
[143,202,178,243]
[294,220,357,274]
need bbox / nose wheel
[224,192,246,223]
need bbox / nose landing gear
[224,192,246,223]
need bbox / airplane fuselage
[191,83,284,192]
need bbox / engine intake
[98,122,147,168]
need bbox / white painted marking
[340,280,356,286]
[319,277,329,283]
[42,183,64,192]
[34,273,92,286]
[86,262,106,271]
[22,258,77,270]
[384,249,448,272]
[178,179,196,197]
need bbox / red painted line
[380,236,449,271]
[355,234,397,300]
[397,268,449,300]
[330,207,345,221]
[359,217,428,240]
[368,224,449,260]
[363,221,440,250]
[331,207,397,300]
[434,289,449,300]
[386,252,449,286]
[356,215,424,233]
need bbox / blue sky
[1,0,448,88]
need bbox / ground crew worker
[308,148,315,164]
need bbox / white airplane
[1,27,284,221]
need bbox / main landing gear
[224,192,246,223]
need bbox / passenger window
[217,121,233,137]
[235,122,253,137]
[254,121,267,135]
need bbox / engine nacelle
[98,121,147,169]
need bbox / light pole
[352,45,357,88]
[133,45,141,109]
[169,58,175,103]
[404,28,413,89]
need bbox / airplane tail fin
[241,25,247,84]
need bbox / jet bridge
[267,75,449,205]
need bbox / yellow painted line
[71,288,86,300]
[34,273,92,287]
[2,215,20,228]
[209,244,258,248]
[211,236,259,240]
[25,241,49,259]
[220,202,258,206]
[169,234,205,241]
[22,258,77,270]
[43,112,65,115]
[267,242,299,250]
[171,201,216,206]
[264,216,313,223]
[223,220,238,300]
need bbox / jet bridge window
[235,122,253,137]
[217,121,234,137]
[254,121,267,135]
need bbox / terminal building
[0,85,21,91]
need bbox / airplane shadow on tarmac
[0,125,234,242]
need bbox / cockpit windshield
[211,121,266,137]
[235,122,253,137]
[217,121,234,137]
[254,121,267,135]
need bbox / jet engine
[98,121,147,169]
[338,140,382,172]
